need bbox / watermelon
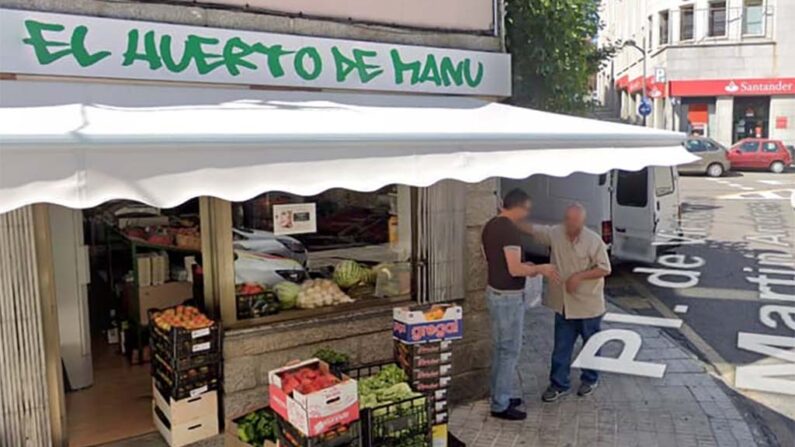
[333,260,365,289]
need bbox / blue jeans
[550,313,602,391]
[486,287,525,412]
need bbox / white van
[501,166,680,263]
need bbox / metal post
[641,35,647,127]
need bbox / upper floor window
[743,0,765,35]
[708,1,727,37]
[680,5,695,41]
[659,10,670,45]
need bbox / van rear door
[611,168,656,263]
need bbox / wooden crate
[152,382,217,425]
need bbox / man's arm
[516,222,553,247]
[504,246,561,284]
[565,240,612,293]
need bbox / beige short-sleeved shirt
[532,225,611,319]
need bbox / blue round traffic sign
[638,98,652,117]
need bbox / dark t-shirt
[481,216,524,291]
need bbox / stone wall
[223,179,498,417]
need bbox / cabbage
[274,281,300,310]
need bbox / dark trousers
[550,313,602,391]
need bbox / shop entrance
[54,200,204,446]
[732,96,770,143]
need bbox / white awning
[0,80,694,213]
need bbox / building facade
[597,0,795,147]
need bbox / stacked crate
[149,308,222,447]
[392,305,463,447]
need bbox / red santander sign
[670,78,795,97]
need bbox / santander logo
[724,81,739,93]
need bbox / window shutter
[415,180,466,304]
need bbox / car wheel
[706,163,724,177]
[770,161,785,174]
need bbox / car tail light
[601,220,613,244]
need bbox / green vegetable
[235,408,277,445]
[274,281,300,310]
[313,347,350,366]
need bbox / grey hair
[565,202,586,216]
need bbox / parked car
[233,227,308,265]
[677,136,731,177]
[727,138,792,174]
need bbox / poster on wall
[273,203,316,236]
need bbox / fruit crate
[276,414,361,447]
[346,363,432,447]
[148,310,222,361]
[152,348,223,373]
[153,357,222,400]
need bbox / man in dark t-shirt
[481,189,559,421]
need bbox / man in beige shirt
[522,203,611,402]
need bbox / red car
[727,138,792,174]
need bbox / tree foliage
[505,0,617,114]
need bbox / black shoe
[577,381,598,397]
[510,398,523,407]
[541,386,569,403]
[490,406,527,421]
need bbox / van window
[654,167,675,196]
[616,169,648,207]
[598,173,607,185]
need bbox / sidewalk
[448,305,762,447]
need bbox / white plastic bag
[524,275,543,310]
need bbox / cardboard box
[225,406,278,447]
[153,382,217,425]
[412,375,451,393]
[395,342,453,370]
[268,359,359,438]
[138,281,194,325]
[393,305,463,344]
[153,402,218,447]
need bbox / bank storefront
[0,8,692,447]
[669,77,795,145]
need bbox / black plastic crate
[276,415,361,447]
[148,311,222,360]
[152,348,222,373]
[153,358,222,400]
[347,363,432,447]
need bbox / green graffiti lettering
[332,47,383,83]
[221,37,258,76]
[159,34,192,73]
[122,30,162,69]
[418,54,442,86]
[22,20,110,67]
[250,44,293,78]
[389,49,420,85]
[294,47,322,80]
[463,59,484,87]
[184,35,225,75]
[440,57,464,86]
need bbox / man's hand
[566,273,582,294]
[535,264,562,285]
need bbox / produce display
[277,417,358,447]
[151,305,213,331]
[279,365,342,395]
[235,408,278,446]
[236,282,280,319]
[312,347,351,375]
[296,279,355,309]
[357,364,423,410]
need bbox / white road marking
[673,305,689,314]
[718,189,795,201]
[603,312,683,328]
[758,180,785,185]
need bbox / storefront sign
[776,116,789,129]
[670,78,795,97]
[615,75,630,90]
[273,203,316,236]
[627,75,667,98]
[0,9,511,96]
